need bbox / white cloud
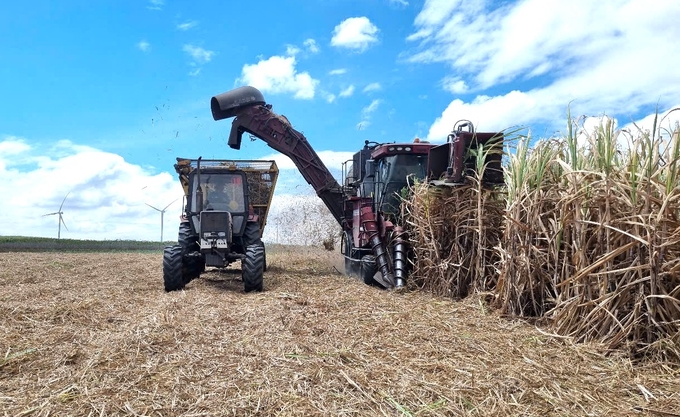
[137,40,151,52]
[357,121,370,130]
[623,106,680,140]
[322,92,337,103]
[427,90,547,140]
[0,137,181,241]
[331,17,379,52]
[0,136,30,155]
[239,55,319,100]
[304,38,320,54]
[362,99,382,117]
[147,0,164,10]
[182,44,215,64]
[407,0,469,42]
[441,76,467,94]
[354,99,383,130]
[339,85,355,97]
[188,68,201,77]
[0,136,31,172]
[329,68,347,76]
[177,21,198,31]
[286,45,301,56]
[362,82,381,93]
[407,0,680,141]
[389,0,409,6]
[285,39,319,56]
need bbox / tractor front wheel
[163,245,185,292]
[178,222,204,278]
[243,221,262,247]
[178,222,197,251]
[242,244,264,292]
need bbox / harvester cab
[344,140,431,217]
[163,157,278,293]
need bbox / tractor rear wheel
[163,244,185,292]
[242,244,264,292]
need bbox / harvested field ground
[1,246,678,416]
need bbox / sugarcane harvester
[210,86,504,289]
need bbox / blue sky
[1,0,679,241]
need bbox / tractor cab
[198,173,246,212]
[187,169,249,241]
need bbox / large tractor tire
[242,244,264,293]
[243,221,262,247]
[178,222,196,249]
[163,244,186,292]
[178,222,204,277]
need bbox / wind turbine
[43,192,71,239]
[146,198,179,242]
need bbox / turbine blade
[162,197,179,211]
[60,215,69,231]
[58,191,71,211]
[43,212,59,216]
[145,203,162,212]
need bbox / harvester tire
[163,244,185,292]
[242,244,264,292]
[341,231,360,277]
[361,255,379,287]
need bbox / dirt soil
[0,246,678,416]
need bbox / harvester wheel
[163,244,185,292]
[242,244,264,292]
[341,231,360,277]
[360,255,380,287]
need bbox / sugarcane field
[1,119,679,417]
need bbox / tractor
[163,157,278,292]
